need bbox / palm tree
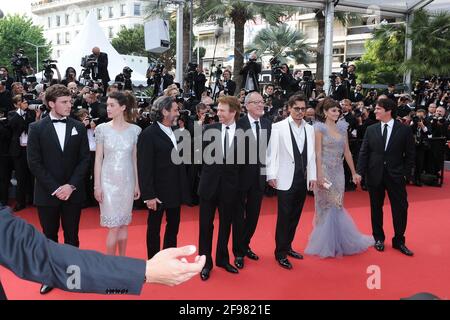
[401,9,450,77]
[246,24,312,66]
[195,0,295,89]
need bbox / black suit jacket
[7,109,36,157]
[237,115,272,191]
[351,91,364,102]
[96,52,110,82]
[27,116,90,206]
[0,206,145,299]
[223,80,236,96]
[357,121,415,186]
[198,123,240,201]
[137,123,191,208]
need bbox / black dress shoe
[246,249,259,261]
[287,249,303,259]
[374,240,385,252]
[234,257,244,269]
[218,263,239,274]
[40,284,54,295]
[200,267,210,281]
[277,257,292,270]
[13,204,26,212]
[393,244,414,256]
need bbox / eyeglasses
[291,107,306,112]
[248,100,265,105]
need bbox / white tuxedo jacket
[266,118,317,191]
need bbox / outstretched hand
[145,245,206,286]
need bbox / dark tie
[224,126,230,159]
[254,120,260,163]
[52,119,67,124]
[382,123,388,150]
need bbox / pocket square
[71,127,78,136]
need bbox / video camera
[11,49,30,70]
[122,66,133,79]
[81,54,98,69]
[42,59,58,82]
[269,57,282,80]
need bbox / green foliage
[357,9,450,84]
[245,24,312,65]
[0,15,52,72]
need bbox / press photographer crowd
[1,44,450,293]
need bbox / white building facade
[31,0,146,59]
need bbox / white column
[323,0,335,95]
[176,1,184,87]
[403,13,413,93]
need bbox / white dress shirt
[247,113,261,140]
[158,122,178,150]
[380,118,395,150]
[288,116,305,152]
[50,114,67,151]
[221,122,236,155]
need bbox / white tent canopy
[56,11,147,84]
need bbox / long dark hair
[108,91,137,122]
[315,97,340,122]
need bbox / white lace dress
[95,123,141,228]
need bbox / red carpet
[2,183,450,300]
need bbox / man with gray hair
[232,92,271,269]
[137,96,191,259]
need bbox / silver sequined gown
[305,120,374,258]
[95,123,141,228]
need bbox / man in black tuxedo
[8,96,37,211]
[92,47,110,93]
[137,96,191,259]
[357,98,415,256]
[27,84,91,294]
[198,96,242,281]
[351,84,364,102]
[233,92,271,269]
[0,205,205,300]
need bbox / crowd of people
[1,48,450,297]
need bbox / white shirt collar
[288,116,304,128]
[157,122,173,135]
[381,118,394,128]
[49,113,67,121]
[247,113,259,125]
[222,122,236,130]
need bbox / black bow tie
[52,119,67,124]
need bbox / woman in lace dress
[305,98,374,258]
[94,91,141,256]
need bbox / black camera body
[81,54,98,69]
[11,50,30,69]
[269,57,282,80]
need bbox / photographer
[278,64,297,97]
[193,65,207,100]
[82,89,108,126]
[220,69,236,96]
[351,84,364,102]
[8,95,39,211]
[410,109,431,186]
[0,80,14,114]
[61,67,79,87]
[91,47,110,94]
[363,87,378,108]
[42,59,61,85]
[0,67,14,91]
[115,66,134,91]
[240,52,261,92]
[332,76,348,101]
[397,96,413,118]
[10,49,33,83]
